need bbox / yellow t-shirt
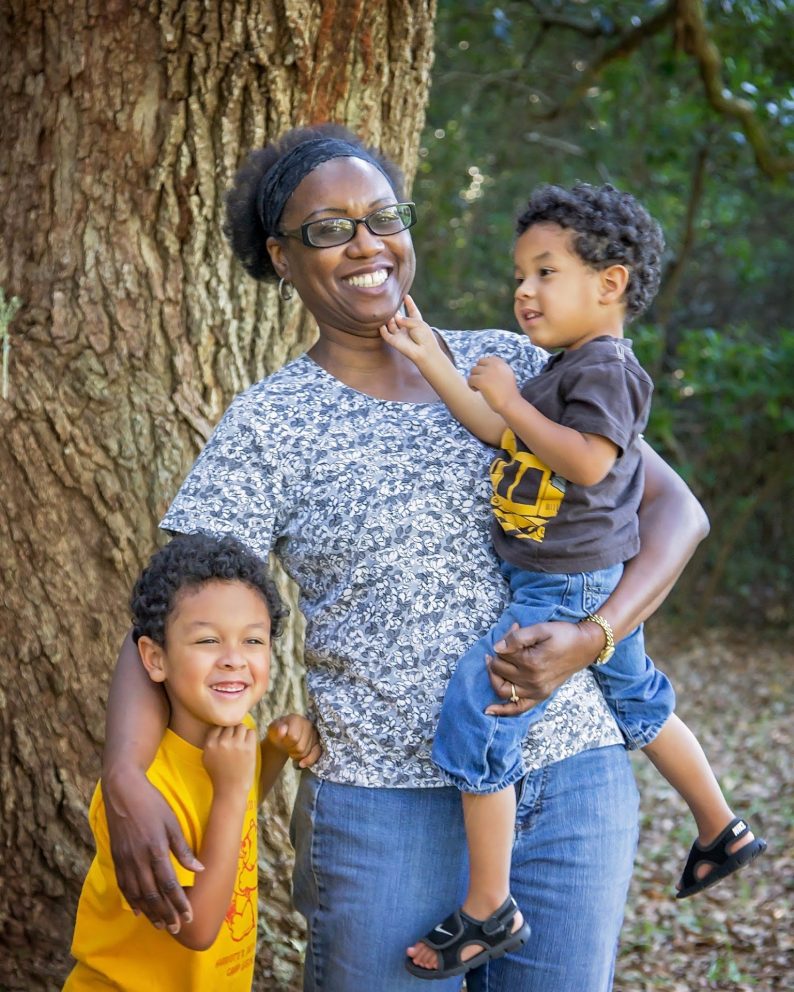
[63,724,261,991]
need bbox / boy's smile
[513,222,626,351]
[140,579,272,747]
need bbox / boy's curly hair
[130,533,288,646]
[516,182,665,320]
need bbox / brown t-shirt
[491,335,652,573]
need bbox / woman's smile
[271,157,416,336]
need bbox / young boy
[63,533,320,991]
[381,182,766,980]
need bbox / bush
[633,324,794,622]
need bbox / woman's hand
[102,768,204,932]
[485,620,603,716]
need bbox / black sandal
[405,895,531,981]
[676,816,767,899]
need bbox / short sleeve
[160,393,286,561]
[442,328,549,384]
[560,360,651,455]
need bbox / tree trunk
[0,2,435,988]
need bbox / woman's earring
[278,277,294,302]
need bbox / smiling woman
[99,123,711,992]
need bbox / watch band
[585,612,614,665]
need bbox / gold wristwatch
[584,613,615,665]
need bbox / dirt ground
[614,624,793,991]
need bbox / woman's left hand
[485,620,603,716]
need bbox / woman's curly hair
[223,123,406,283]
[130,533,288,646]
[516,182,665,320]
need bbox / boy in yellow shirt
[64,533,320,991]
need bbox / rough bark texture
[0,2,435,988]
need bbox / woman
[101,124,708,992]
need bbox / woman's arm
[487,441,709,708]
[101,631,202,932]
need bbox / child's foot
[405,895,530,979]
[676,816,767,898]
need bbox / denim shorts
[290,744,639,992]
[432,561,676,793]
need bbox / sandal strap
[699,817,750,854]
[420,910,466,950]
[693,816,750,864]
[467,895,518,937]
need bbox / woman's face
[267,157,416,338]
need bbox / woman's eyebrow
[301,196,395,222]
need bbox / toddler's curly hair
[516,182,665,320]
[131,533,287,646]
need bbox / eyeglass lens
[305,203,415,247]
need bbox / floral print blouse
[161,329,622,787]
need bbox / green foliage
[0,287,22,400]
[414,0,794,619]
[634,323,794,618]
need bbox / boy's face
[513,222,626,351]
[139,579,272,747]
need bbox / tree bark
[0,2,435,988]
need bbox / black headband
[257,137,396,237]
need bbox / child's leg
[408,569,588,976]
[644,714,757,871]
[408,787,525,972]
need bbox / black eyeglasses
[279,202,417,248]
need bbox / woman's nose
[346,222,385,255]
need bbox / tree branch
[675,0,793,177]
[531,1,678,121]
[654,138,711,337]
[525,0,615,38]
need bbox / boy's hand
[379,294,443,367]
[266,714,322,768]
[202,724,257,796]
[468,356,520,414]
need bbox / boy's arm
[380,295,506,446]
[171,724,257,951]
[260,714,322,799]
[469,357,618,486]
[102,631,201,931]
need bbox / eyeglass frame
[277,201,417,248]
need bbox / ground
[614,625,792,992]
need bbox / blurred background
[412,0,793,627]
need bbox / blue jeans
[290,745,639,991]
[432,562,676,793]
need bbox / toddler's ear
[599,263,630,305]
[136,636,167,683]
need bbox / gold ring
[509,683,519,705]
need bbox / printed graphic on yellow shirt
[490,429,567,542]
[224,807,258,943]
